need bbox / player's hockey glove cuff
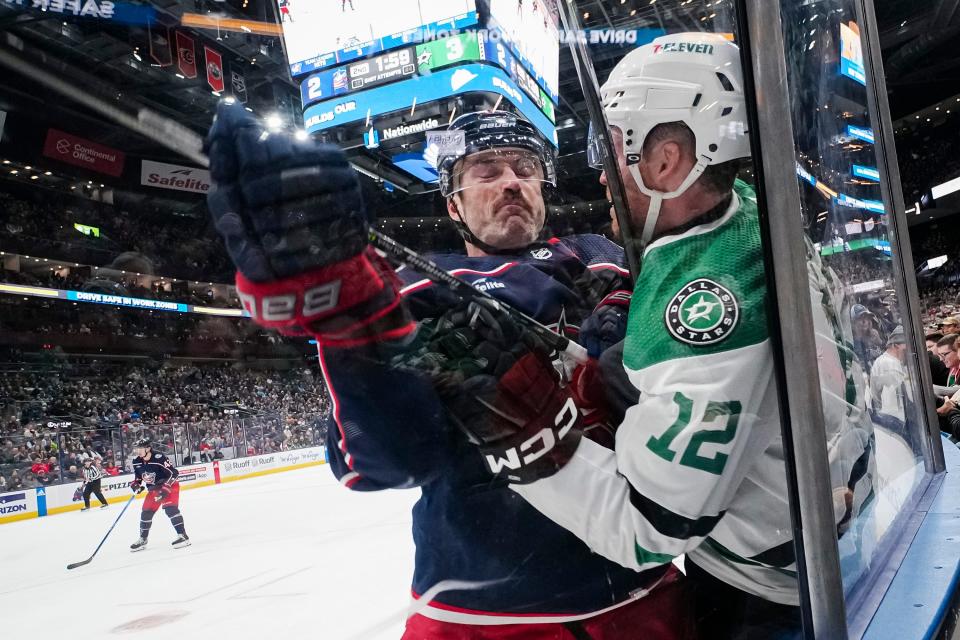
[395,300,583,484]
[235,247,414,345]
[205,101,413,345]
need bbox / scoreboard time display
[347,48,417,91]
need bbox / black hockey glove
[205,101,411,346]
[394,300,583,484]
[579,290,631,358]
[130,479,144,494]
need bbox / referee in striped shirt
[80,458,109,511]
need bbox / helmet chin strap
[626,157,710,247]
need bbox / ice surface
[0,467,417,639]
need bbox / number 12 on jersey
[646,392,741,475]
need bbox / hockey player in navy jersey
[205,103,695,638]
[129,438,190,551]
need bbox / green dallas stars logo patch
[665,279,740,346]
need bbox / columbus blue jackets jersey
[133,453,178,490]
[321,235,671,624]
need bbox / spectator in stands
[852,304,884,372]
[8,470,23,490]
[870,326,914,437]
[0,473,6,491]
[927,332,950,386]
[943,317,960,336]
[936,335,960,386]
[30,457,49,476]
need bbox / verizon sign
[43,129,125,177]
[141,159,211,194]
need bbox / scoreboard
[347,48,417,91]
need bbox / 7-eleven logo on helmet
[653,42,716,55]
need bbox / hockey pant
[401,565,695,640]
[140,483,186,539]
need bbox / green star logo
[665,279,739,345]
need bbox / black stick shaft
[369,228,587,364]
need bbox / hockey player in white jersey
[498,32,876,638]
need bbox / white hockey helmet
[588,32,751,244]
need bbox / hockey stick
[369,228,587,365]
[66,493,136,570]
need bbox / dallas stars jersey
[515,180,874,605]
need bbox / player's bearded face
[452,148,547,250]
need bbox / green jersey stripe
[635,542,676,567]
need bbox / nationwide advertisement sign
[140,159,212,194]
[302,63,557,147]
[381,117,441,141]
[42,128,125,177]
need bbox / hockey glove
[396,300,583,484]
[130,480,144,494]
[579,290,631,358]
[205,101,412,346]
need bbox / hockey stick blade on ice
[66,493,136,570]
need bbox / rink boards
[0,446,327,525]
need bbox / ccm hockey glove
[205,101,412,346]
[395,300,583,484]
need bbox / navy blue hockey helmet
[436,110,557,198]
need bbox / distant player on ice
[128,438,190,551]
